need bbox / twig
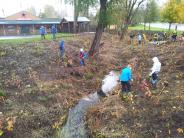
[158,85,166,96]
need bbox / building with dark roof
[0,11,91,36]
[0,11,61,36]
[61,17,90,33]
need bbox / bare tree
[39,5,59,18]
[88,0,145,57]
[119,0,146,39]
[65,0,98,33]
[27,6,37,16]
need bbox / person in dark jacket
[39,26,46,40]
[51,25,57,40]
[59,40,65,60]
[172,31,177,42]
[119,64,133,93]
[130,32,135,46]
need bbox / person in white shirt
[149,57,161,88]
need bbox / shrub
[61,83,73,89]
[0,89,5,97]
[31,45,45,56]
[84,72,94,80]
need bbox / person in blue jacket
[51,25,57,40]
[39,26,46,40]
[120,64,133,93]
[59,39,65,60]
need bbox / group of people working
[130,32,147,46]
[39,25,57,40]
[59,38,162,96]
[40,25,87,66]
[120,57,161,94]
[130,31,184,46]
[59,39,87,66]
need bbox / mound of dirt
[86,42,184,138]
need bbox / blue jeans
[41,34,45,39]
[151,72,158,88]
[121,81,131,93]
[52,33,56,39]
[60,50,64,59]
[138,40,142,45]
[80,59,85,66]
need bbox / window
[6,25,16,32]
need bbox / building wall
[0,24,33,36]
[0,25,4,35]
[61,22,89,33]
[5,24,17,35]
[0,24,61,36]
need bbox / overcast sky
[0,0,74,17]
[0,0,167,18]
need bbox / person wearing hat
[149,57,161,89]
[80,48,85,66]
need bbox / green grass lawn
[0,33,74,45]
[128,24,168,31]
[128,24,183,34]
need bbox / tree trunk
[73,0,78,33]
[85,5,89,17]
[88,25,104,57]
[175,24,178,31]
[149,22,150,31]
[88,0,107,57]
[169,23,172,31]
[144,22,146,31]
[120,23,128,40]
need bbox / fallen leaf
[7,120,13,131]
[0,130,3,136]
[168,129,171,135]
[177,128,183,134]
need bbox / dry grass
[86,37,184,138]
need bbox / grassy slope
[0,33,73,45]
[128,24,167,31]
[86,35,184,138]
[128,24,183,34]
[0,33,105,138]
